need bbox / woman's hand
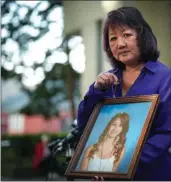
[92,176,104,181]
[94,72,119,90]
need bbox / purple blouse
[77,60,171,180]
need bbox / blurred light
[24,67,34,77]
[15,65,24,74]
[68,36,83,50]
[22,75,37,89]
[4,39,19,52]
[47,51,68,64]
[9,3,17,12]
[34,31,62,53]
[35,67,45,82]
[22,51,35,67]
[2,14,13,24]
[44,63,54,72]
[47,7,63,22]
[18,7,28,18]
[12,52,21,65]
[22,41,46,66]
[20,25,40,37]
[30,11,42,27]
[12,16,20,27]
[3,61,14,71]
[49,23,63,37]
[73,119,77,125]
[69,44,85,73]
[37,1,49,11]
[1,28,9,38]
[22,67,45,88]
[49,37,63,50]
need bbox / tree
[1,1,81,119]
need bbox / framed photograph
[65,94,160,181]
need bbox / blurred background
[1,0,171,181]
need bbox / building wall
[3,113,63,135]
[63,1,171,98]
[135,1,171,67]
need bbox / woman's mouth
[119,51,129,55]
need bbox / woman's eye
[110,37,117,41]
[124,33,131,38]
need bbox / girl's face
[108,25,141,65]
[108,118,123,138]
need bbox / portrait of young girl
[79,112,129,172]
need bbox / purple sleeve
[139,71,171,164]
[77,82,110,129]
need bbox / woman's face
[108,117,123,138]
[108,25,141,65]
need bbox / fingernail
[114,81,119,85]
[100,176,104,181]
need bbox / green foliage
[2,132,67,147]
[1,133,68,178]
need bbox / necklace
[124,64,143,85]
[125,64,142,73]
[112,64,143,97]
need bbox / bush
[1,132,68,179]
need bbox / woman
[80,113,129,172]
[77,7,171,180]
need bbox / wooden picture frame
[65,94,160,181]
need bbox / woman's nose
[117,37,127,49]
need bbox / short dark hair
[103,7,160,69]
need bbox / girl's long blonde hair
[88,112,129,162]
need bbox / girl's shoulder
[84,145,94,154]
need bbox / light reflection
[47,51,68,64]
[68,36,83,50]
[12,52,21,65]
[2,28,9,38]
[35,67,45,82]
[22,67,45,88]
[44,63,54,72]
[3,62,14,71]
[15,65,24,74]
[20,26,40,37]
[4,39,19,53]
[69,43,85,73]
[18,7,28,18]
[37,1,49,11]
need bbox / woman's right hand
[94,72,119,90]
[92,176,104,181]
